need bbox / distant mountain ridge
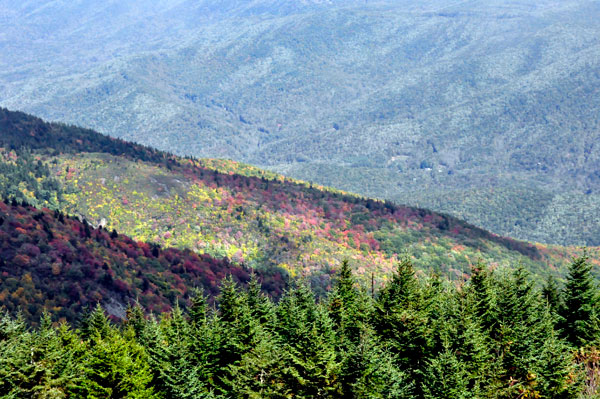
[1,0,599,246]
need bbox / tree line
[2,255,600,398]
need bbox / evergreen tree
[246,274,276,328]
[136,315,171,394]
[218,276,246,325]
[276,283,341,398]
[79,303,110,341]
[372,258,432,394]
[137,305,210,398]
[71,327,157,398]
[0,311,31,398]
[560,255,600,347]
[160,304,208,398]
[430,283,492,395]
[125,303,147,339]
[536,327,581,399]
[25,312,80,398]
[329,260,363,341]
[189,287,208,328]
[468,261,496,333]
[347,327,413,398]
[0,312,83,398]
[491,267,578,397]
[328,260,377,396]
[212,276,262,394]
[187,289,222,391]
[224,327,287,398]
[421,348,472,399]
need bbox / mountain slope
[0,108,594,290]
[0,200,285,323]
[1,0,599,245]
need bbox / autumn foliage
[0,201,285,323]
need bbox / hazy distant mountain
[1,0,599,245]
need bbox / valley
[2,0,600,245]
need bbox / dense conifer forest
[2,257,600,398]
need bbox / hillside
[1,0,599,245]
[0,200,285,324]
[1,109,594,292]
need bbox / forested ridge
[2,257,600,398]
[0,108,173,165]
[2,108,590,288]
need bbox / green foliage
[224,327,287,398]
[491,267,574,397]
[0,312,79,398]
[1,261,598,397]
[421,349,472,399]
[560,255,600,348]
[339,326,412,398]
[71,327,157,399]
[372,259,434,396]
[543,275,562,318]
[80,303,111,340]
[275,284,342,397]
[402,186,600,247]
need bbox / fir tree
[158,304,208,398]
[71,327,157,398]
[328,260,375,396]
[212,276,262,394]
[347,327,413,398]
[491,267,578,397]
[0,311,31,397]
[79,303,110,341]
[137,315,171,394]
[125,303,147,339]
[276,283,342,398]
[430,283,492,394]
[189,287,208,328]
[372,258,432,394]
[224,327,287,398]
[187,290,221,390]
[468,261,496,334]
[421,348,472,399]
[560,255,600,347]
[329,260,363,340]
[246,273,276,328]
[23,312,80,398]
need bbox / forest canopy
[1,256,600,398]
